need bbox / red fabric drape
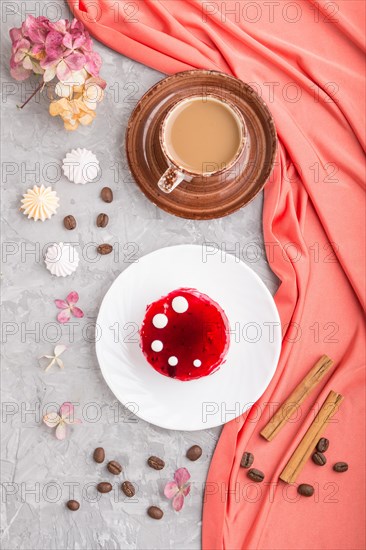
[67,1,366,548]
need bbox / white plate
[96,245,281,430]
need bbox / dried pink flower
[43,402,82,440]
[164,468,191,511]
[55,291,84,324]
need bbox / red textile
[67,1,366,548]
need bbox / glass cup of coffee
[158,94,246,193]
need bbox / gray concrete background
[1,2,277,548]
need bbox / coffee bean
[240,452,254,469]
[107,460,122,475]
[97,482,112,493]
[93,447,105,463]
[66,499,80,511]
[186,445,202,461]
[96,213,109,228]
[312,452,327,466]
[101,187,113,203]
[147,506,163,520]
[121,481,135,498]
[297,484,314,497]
[63,215,77,230]
[147,456,165,470]
[97,244,113,255]
[247,468,265,482]
[316,438,329,453]
[333,462,348,473]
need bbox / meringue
[62,148,100,184]
[20,184,59,222]
[45,243,79,277]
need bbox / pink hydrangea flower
[164,468,191,511]
[55,291,84,324]
[9,15,105,126]
[43,402,82,440]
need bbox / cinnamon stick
[279,390,343,483]
[260,355,334,441]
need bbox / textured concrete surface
[1,2,277,548]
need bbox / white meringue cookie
[20,184,59,222]
[62,148,100,184]
[44,243,79,277]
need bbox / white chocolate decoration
[20,184,59,222]
[151,340,163,352]
[62,148,100,184]
[153,313,168,329]
[44,242,79,277]
[168,356,178,366]
[193,359,202,367]
[172,296,189,313]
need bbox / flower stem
[18,80,44,109]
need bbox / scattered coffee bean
[97,244,113,255]
[96,213,109,228]
[312,452,327,466]
[66,499,80,511]
[316,438,329,453]
[147,506,163,520]
[247,468,265,482]
[107,460,122,475]
[121,481,135,498]
[240,452,254,469]
[147,456,165,470]
[97,482,112,493]
[186,445,202,461]
[101,187,113,203]
[297,484,314,497]
[333,462,348,473]
[63,215,77,230]
[93,447,105,463]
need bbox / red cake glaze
[140,288,230,381]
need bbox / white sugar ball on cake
[172,296,189,313]
[152,313,168,329]
[193,359,202,368]
[151,340,163,352]
[168,356,178,366]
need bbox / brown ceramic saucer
[125,70,277,220]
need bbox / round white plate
[96,245,281,430]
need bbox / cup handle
[158,167,190,193]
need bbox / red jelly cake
[140,288,230,381]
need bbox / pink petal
[182,484,191,497]
[57,309,71,324]
[164,481,179,500]
[84,51,102,76]
[55,299,69,309]
[172,493,185,512]
[66,291,79,305]
[62,32,73,50]
[9,27,23,44]
[174,467,191,488]
[45,31,64,57]
[49,19,70,34]
[56,422,67,440]
[43,412,61,427]
[70,19,85,33]
[65,52,85,71]
[56,59,72,82]
[10,63,32,81]
[70,306,84,319]
[60,402,74,419]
